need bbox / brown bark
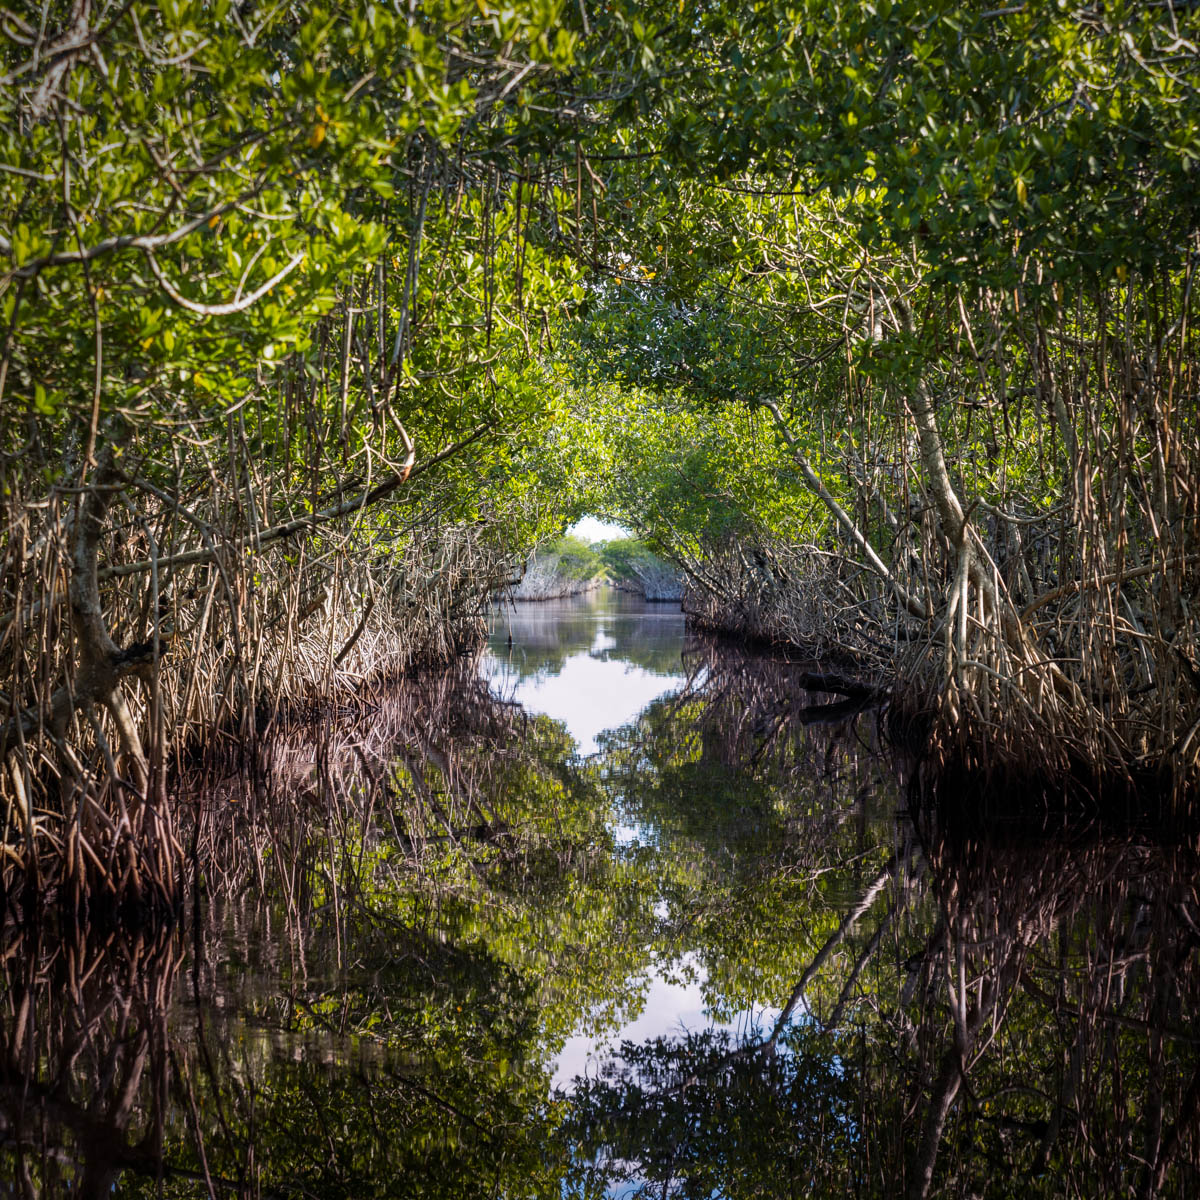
[1,443,146,783]
[762,400,932,621]
[908,1048,963,1200]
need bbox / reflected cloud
[488,651,684,756]
[484,587,688,754]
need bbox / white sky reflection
[488,650,682,756]
[482,589,787,1099]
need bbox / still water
[485,592,779,1089]
[2,586,1199,1197]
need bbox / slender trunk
[762,401,931,621]
[908,1048,962,1200]
[767,858,895,1045]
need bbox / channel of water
[2,585,1197,1196]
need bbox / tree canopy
[2,0,1199,894]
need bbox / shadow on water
[2,598,1199,1196]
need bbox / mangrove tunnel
[2,1,1200,1195]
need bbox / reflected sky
[10,593,1194,1195]
[552,953,782,1090]
[483,587,688,755]
[482,587,785,1095]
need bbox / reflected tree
[2,642,1197,1197]
[488,589,688,683]
[562,1027,856,1199]
[597,641,901,1019]
[128,661,666,1196]
[0,925,180,1197]
[585,642,1200,1198]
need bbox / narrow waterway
[2,587,1198,1196]
[484,590,786,1088]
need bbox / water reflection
[485,587,687,755]
[488,587,687,681]
[1,606,1197,1197]
[0,926,178,1198]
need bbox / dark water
[3,586,1199,1197]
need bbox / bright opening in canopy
[567,516,630,543]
